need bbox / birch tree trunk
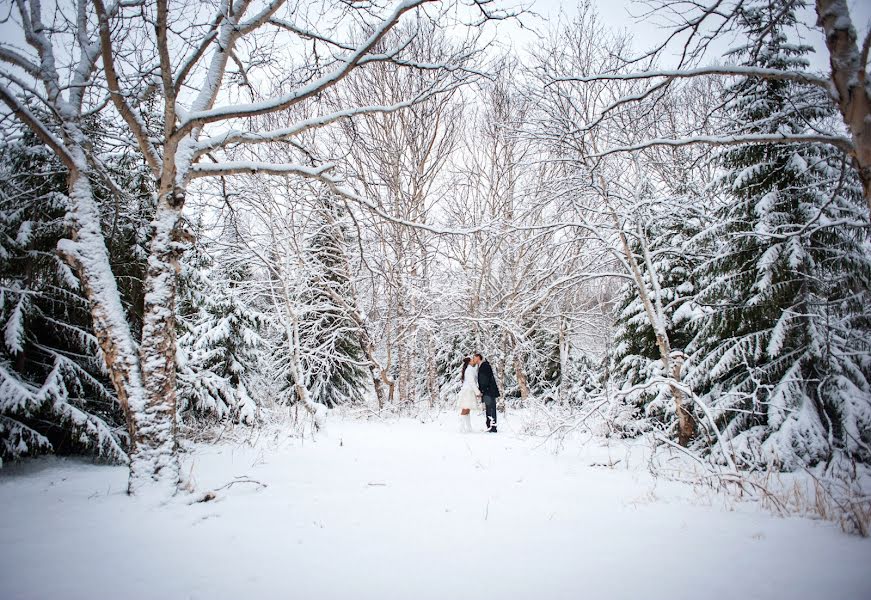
[514,346,530,401]
[61,168,158,489]
[426,332,439,408]
[613,214,696,446]
[559,315,569,404]
[129,198,186,491]
[817,0,871,210]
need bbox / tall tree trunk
[60,167,181,494]
[399,340,415,404]
[514,346,530,401]
[669,353,694,447]
[129,198,185,493]
[816,0,871,212]
[396,335,408,404]
[611,202,696,446]
[559,315,569,404]
[396,285,412,405]
[426,332,439,408]
[273,271,325,430]
[355,320,391,410]
[60,170,140,437]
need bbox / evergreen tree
[0,115,153,464]
[435,329,479,402]
[524,317,562,399]
[177,238,264,425]
[686,2,871,469]
[297,198,368,407]
[563,352,604,405]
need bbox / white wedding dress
[457,365,480,410]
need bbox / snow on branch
[0,47,41,77]
[466,0,523,25]
[235,0,287,35]
[190,162,337,179]
[196,162,487,236]
[0,85,75,169]
[268,18,357,51]
[193,98,435,158]
[177,0,432,132]
[92,0,163,177]
[552,65,831,89]
[172,21,221,93]
[592,133,856,159]
[355,53,489,77]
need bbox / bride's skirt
[457,386,479,410]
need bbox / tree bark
[514,346,530,401]
[61,168,145,451]
[62,166,184,493]
[426,332,439,408]
[816,0,871,212]
[558,315,568,404]
[129,197,186,493]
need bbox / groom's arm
[480,363,493,391]
[482,363,499,396]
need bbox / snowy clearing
[2,412,870,600]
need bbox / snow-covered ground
[2,411,870,600]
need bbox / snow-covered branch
[592,133,855,158]
[0,85,75,169]
[0,46,41,77]
[552,65,831,88]
[190,161,336,179]
[177,0,432,133]
[192,98,433,158]
[92,0,162,177]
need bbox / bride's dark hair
[460,356,471,382]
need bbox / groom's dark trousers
[482,395,497,432]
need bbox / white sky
[507,0,871,71]
[1,0,869,93]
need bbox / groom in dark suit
[474,353,500,433]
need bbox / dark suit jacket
[477,360,500,398]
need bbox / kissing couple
[457,353,500,433]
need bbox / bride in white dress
[457,356,480,432]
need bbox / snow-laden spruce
[684,3,871,469]
[176,231,263,426]
[293,197,370,408]
[0,121,155,465]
